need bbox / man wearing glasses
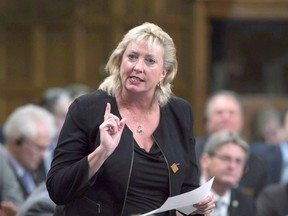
[1,104,56,206]
[199,130,256,216]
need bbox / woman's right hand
[88,103,126,179]
[99,102,126,156]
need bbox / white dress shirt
[280,142,288,183]
[212,190,231,216]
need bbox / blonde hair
[98,22,178,106]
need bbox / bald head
[204,91,244,135]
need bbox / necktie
[280,143,288,183]
[212,199,228,216]
[281,160,288,183]
[21,171,36,195]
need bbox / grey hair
[204,90,243,120]
[65,84,92,99]
[3,104,57,141]
[204,130,249,158]
[98,22,177,107]
[39,87,71,114]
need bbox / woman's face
[120,41,167,97]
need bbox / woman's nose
[133,59,144,73]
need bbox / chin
[222,178,238,187]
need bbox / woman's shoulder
[66,90,115,127]
[77,89,111,102]
[167,96,192,112]
[72,90,114,111]
[163,96,193,126]
[169,95,190,104]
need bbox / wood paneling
[205,1,288,20]
[195,0,288,138]
[0,0,200,134]
[1,0,288,139]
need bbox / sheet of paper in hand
[140,177,215,216]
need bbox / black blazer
[257,145,283,184]
[47,90,201,216]
[229,188,256,216]
[256,183,288,216]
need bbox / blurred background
[1,0,288,140]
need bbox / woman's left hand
[191,191,215,216]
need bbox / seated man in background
[255,108,288,184]
[196,90,268,198]
[0,145,19,216]
[39,87,72,176]
[249,106,283,149]
[200,130,256,216]
[1,104,56,203]
[65,83,92,100]
[256,181,288,216]
[16,182,56,216]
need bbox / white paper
[140,177,214,216]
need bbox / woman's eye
[146,58,156,65]
[128,54,137,61]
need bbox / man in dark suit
[256,182,288,216]
[38,87,72,177]
[200,130,256,216]
[254,108,288,185]
[196,90,268,198]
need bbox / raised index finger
[104,102,111,118]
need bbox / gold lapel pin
[170,163,179,173]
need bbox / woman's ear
[160,68,167,81]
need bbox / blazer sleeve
[46,96,103,205]
[171,97,200,193]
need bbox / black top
[47,90,201,216]
[123,141,169,215]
